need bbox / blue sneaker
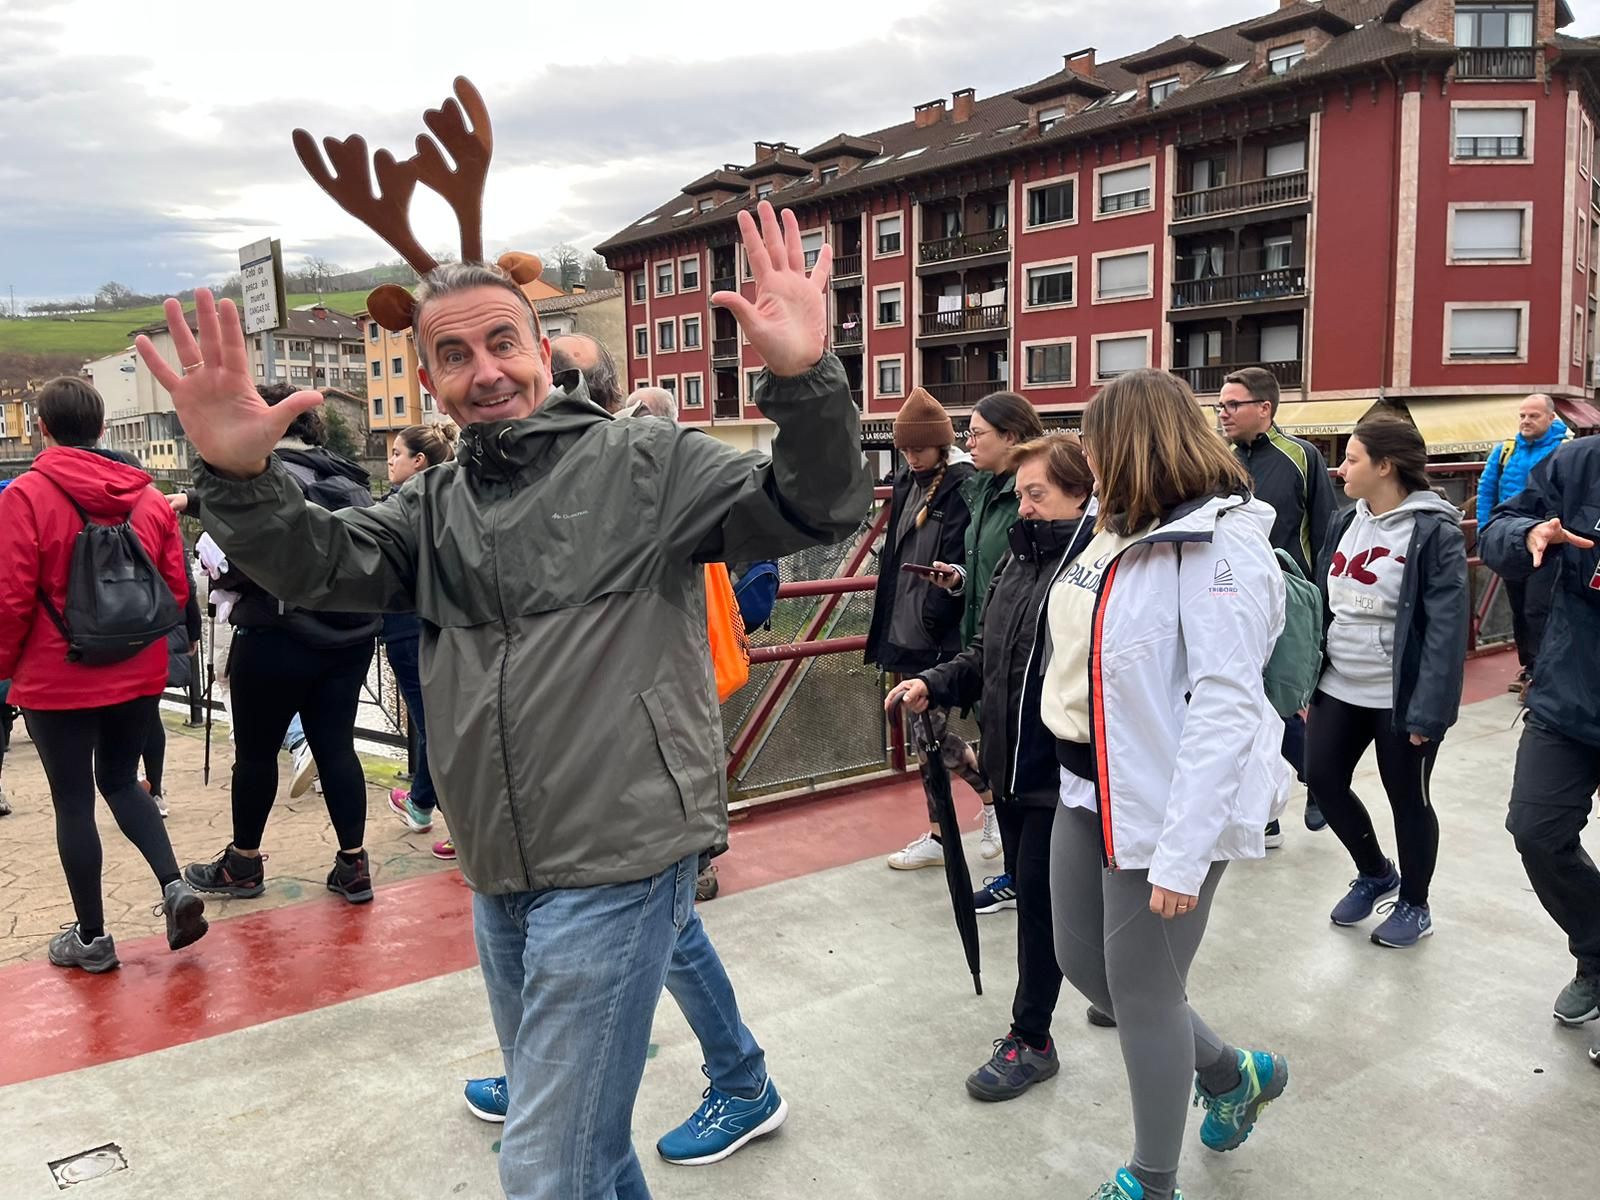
[1089,1168,1183,1199]
[656,1070,787,1166]
[464,1076,508,1123]
[1371,899,1433,948]
[1329,860,1400,926]
[974,873,1017,914]
[1195,1049,1288,1152]
[965,1034,1059,1101]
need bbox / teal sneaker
[1195,1049,1288,1152]
[657,1072,787,1165]
[1090,1168,1182,1199]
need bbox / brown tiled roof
[1237,1,1354,41]
[738,151,813,179]
[532,287,624,313]
[800,133,885,161]
[683,168,747,195]
[1120,36,1229,74]
[595,1,1458,259]
[1013,68,1113,105]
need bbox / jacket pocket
[642,687,695,818]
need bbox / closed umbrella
[903,703,983,996]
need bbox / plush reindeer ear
[496,252,543,284]
[367,284,417,332]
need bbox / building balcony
[925,379,1007,410]
[710,274,737,295]
[918,228,1009,266]
[832,252,863,280]
[713,394,741,421]
[1171,267,1306,311]
[832,323,863,350]
[711,337,739,363]
[1172,360,1303,395]
[1456,46,1536,80]
[1172,172,1309,222]
[917,304,1008,339]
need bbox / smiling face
[415,286,550,425]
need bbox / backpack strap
[1499,438,1517,469]
[28,469,93,645]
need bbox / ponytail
[396,422,458,467]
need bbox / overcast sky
[0,0,1506,302]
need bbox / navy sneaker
[974,873,1017,914]
[1371,899,1433,948]
[1304,796,1327,831]
[966,1033,1059,1101]
[657,1070,787,1165]
[464,1076,508,1123]
[1329,860,1400,926]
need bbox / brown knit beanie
[893,387,955,450]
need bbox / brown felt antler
[410,76,493,264]
[291,130,439,277]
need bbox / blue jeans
[383,636,435,810]
[665,906,767,1098]
[283,713,304,752]
[475,855,697,1200]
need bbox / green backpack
[1264,549,1324,718]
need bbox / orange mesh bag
[705,563,750,702]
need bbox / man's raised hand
[134,289,323,479]
[1526,517,1595,568]
[710,201,830,378]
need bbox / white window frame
[1581,210,1590,272]
[678,255,701,293]
[632,324,649,359]
[1263,235,1294,271]
[1093,157,1156,220]
[755,182,774,199]
[1092,331,1152,380]
[681,314,702,351]
[1449,100,1535,165]
[1038,104,1068,132]
[873,283,905,329]
[634,379,650,393]
[698,198,715,213]
[1020,337,1076,389]
[1575,306,1587,366]
[1445,201,1533,265]
[1092,245,1155,303]
[631,271,647,302]
[874,213,906,259]
[657,375,678,396]
[1148,76,1181,106]
[1023,171,1078,231]
[1023,256,1078,311]
[744,368,763,404]
[801,229,825,271]
[1443,301,1530,364]
[1583,115,1594,178]
[1267,42,1305,75]
[656,318,676,354]
[1264,139,1308,177]
[874,354,906,399]
[681,372,705,409]
[655,261,675,296]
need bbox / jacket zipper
[1011,513,1091,795]
[1088,555,1123,868]
[487,473,533,885]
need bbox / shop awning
[1273,398,1380,437]
[1402,397,1523,454]
[1556,396,1600,432]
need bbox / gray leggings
[1050,803,1234,1194]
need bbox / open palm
[134,290,323,479]
[711,201,831,378]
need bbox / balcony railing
[1456,46,1536,80]
[713,395,741,420]
[710,274,736,294]
[833,323,863,348]
[918,227,1010,264]
[917,304,1008,337]
[1172,360,1304,395]
[1171,266,1306,309]
[1455,135,1525,159]
[832,252,863,278]
[1173,171,1308,221]
[711,336,739,361]
[924,379,1007,410]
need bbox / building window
[698,198,714,213]
[632,271,647,302]
[1095,250,1151,301]
[1454,107,1527,159]
[680,256,700,291]
[656,319,676,353]
[1026,181,1075,228]
[656,262,674,296]
[1095,334,1149,379]
[423,394,435,413]
[745,368,762,401]
[1263,236,1294,270]
[1097,163,1153,215]
[1267,43,1305,74]
[1455,3,1535,48]
[754,182,774,199]
[394,394,405,415]
[373,396,384,416]
[1038,104,1067,132]
[820,165,839,183]
[1450,207,1527,261]
[370,360,381,378]
[1260,324,1301,364]
[683,375,704,408]
[802,231,824,270]
[1265,140,1307,177]
[391,356,403,375]
[876,358,904,397]
[682,315,702,350]
[875,214,903,256]
[658,376,677,396]
[367,324,379,342]
[1025,342,1074,385]
[1025,262,1075,308]
[1447,306,1523,358]
[875,286,903,327]
[1148,76,1180,106]
[1575,307,1586,366]
[633,326,649,358]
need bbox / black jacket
[1315,501,1469,740]
[1234,426,1336,577]
[865,459,974,674]
[919,513,1096,805]
[1481,438,1600,747]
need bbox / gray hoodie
[1320,489,1463,708]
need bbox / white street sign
[239,238,285,336]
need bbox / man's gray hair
[412,261,541,370]
[1525,392,1556,412]
[550,332,622,412]
[625,386,678,421]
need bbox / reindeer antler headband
[292,76,543,332]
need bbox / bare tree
[95,281,136,310]
[302,256,343,300]
[580,252,618,290]
[544,243,583,292]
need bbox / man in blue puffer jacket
[1477,394,1570,688]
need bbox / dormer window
[1039,104,1068,132]
[1456,4,1535,48]
[1148,76,1181,106]
[820,165,839,183]
[755,182,774,198]
[698,198,714,212]
[1267,42,1306,74]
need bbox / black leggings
[143,703,166,797]
[997,801,1062,1047]
[24,696,181,937]
[229,627,374,853]
[1305,690,1440,907]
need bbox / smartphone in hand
[901,563,950,580]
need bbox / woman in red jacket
[0,377,208,972]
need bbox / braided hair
[915,450,949,528]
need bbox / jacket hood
[455,368,612,479]
[31,445,155,518]
[946,446,974,467]
[1520,418,1569,450]
[275,443,371,486]
[1357,489,1462,527]
[1007,509,1096,561]
[1149,490,1274,542]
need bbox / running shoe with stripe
[1089,1167,1182,1199]
[1195,1049,1288,1152]
[464,1076,508,1123]
[973,873,1017,913]
[657,1070,787,1166]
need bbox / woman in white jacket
[1043,370,1292,1200]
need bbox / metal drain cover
[48,1144,129,1189]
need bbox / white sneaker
[289,742,317,799]
[979,805,1002,860]
[888,831,944,871]
[151,793,169,818]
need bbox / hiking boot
[289,741,317,799]
[48,924,119,974]
[1329,860,1400,926]
[327,850,373,904]
[1371,899,1433,948]
[184,845,267,898]
[1195,1049,1288,1152]
[696,864,720,902]
[979,805,1002,860]
[387,789,434,833]
[1554,971,1600,1025]
[966,1034,1059,1101]
[1089,1168,1182,1199]
[464,1076,508,1123]
[1087,1004,1117,1028]
[888,831,943,870]
[657,1070,787,1165]
[974,873,1017,914]
[1304,795,1326,831]
[432,838,457,861]
[157,880,209,951]
[1263,820,1284,849]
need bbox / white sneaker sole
[1372,925,1434,949]
[289,755,316,799]
[659,1097,788,1166]
[388,797,433,833]
[979,840,1003,860]
[465,1099,506,1124]
[975,898,1017,914]
[888,855,944,870]
[1553,1004,1600,1026]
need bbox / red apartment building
[598,0,1600,457]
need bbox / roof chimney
[914,98,947,128]
[952,88,976,124]
[572,284,586,295]
[1066,47,1097,77]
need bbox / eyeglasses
[1217,399,1270,415]
[964,427,992,441]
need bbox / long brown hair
[973,390,1045,446]
[1082,369,1250,534]
[1350,415,1430,494]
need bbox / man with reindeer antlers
[136,78,872,1199]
